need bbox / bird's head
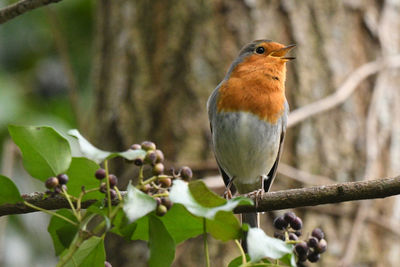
[227,40,295,79]
[239,39,296,62]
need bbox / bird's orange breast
[216,54,286,124]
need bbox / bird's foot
[248,189,264,207]
[223,188,233,200]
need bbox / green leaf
[160,204,203,244]
[48,209,79,256]
[61,236,105,267]
[247,228,293,262]
[112,209,150,241]
[169,180,252,219]
[228,255,250,267]
[189,180,226,207]
[280,253,297,267]
[148,215,175,267]
[68,129,146,163]
[8,125,71,180]
[131,215,150,241]
[86,200,107,216]
[228,256,276,267]
[123,182,157,222]
[110,208,138,240]
[65,157,103,201]
[0,175,23,204]
[206,210,242,241]
[85,200,113,230]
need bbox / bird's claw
[223,188,233,200]
[248,189,264,207]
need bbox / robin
[207,39,295,228]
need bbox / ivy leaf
[86,200,107,217]
[65,157,103,201]
[131,215,150,241]
[188,180,226,207]
[228,255,250,267]
[228,256,277,267]
[148,215,175,267]
[160,204,203,244]
[111,209,150,241]
[60,236,105,267]
[48,209,79,256]
[169,180,252,219]
[68,129,146,163]
[9,125,71,181]
[0,175,23,204]
[247,228,294,263]
[110,208,138,240]
[280,253,297,267]
[206,210,242,241]
[123,182,157,222]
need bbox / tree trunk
[90,0,400,266]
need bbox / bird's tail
[241,212,259,228]
[241,212,259,252]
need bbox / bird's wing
[209,122,237,194]
[263,127,286,192]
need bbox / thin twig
[341,41,392,267]
[203,218,210,267]
[62,187,79,221]
[0,0,62,24]
[287,55,400,128]
[104,160,112,217]
[23,201,78,226]
[278,162,334,185]
[234,239,247,264]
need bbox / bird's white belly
[212,111,282,193]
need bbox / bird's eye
[255,46,265,54]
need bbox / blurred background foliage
[0,0,93,138]
[1,0,400,266]
[0,0,93,266]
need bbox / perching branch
[1,176,400,216]
[234,176,400,213]
[0,0,62,24]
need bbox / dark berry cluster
[130,141,165,175]
[94,168,119,200]
[273,212,327,264]
[131,141,193,217]
[273,211,302,240]
[45,174,69,195]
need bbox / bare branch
[0,192,96,216]
[0,0,62,24]
[234,176,400,213]
[287,55,400,128]
[1,176,400,217]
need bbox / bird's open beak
[269,44,296,60]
